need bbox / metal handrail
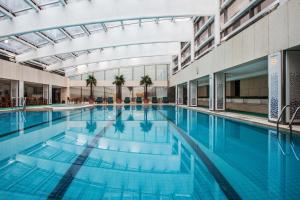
[276,105,290,137]
[289,106,300,136]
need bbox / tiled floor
[178,105,300,135]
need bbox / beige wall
[170,0,300,86]
[240,75,268,97]
[197,85,208,97]
[0,59,68,87]
[226,75,268,97]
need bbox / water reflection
[1,105,299,199]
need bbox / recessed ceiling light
[4,39,8,44]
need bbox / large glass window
[156,87,168,98]
[82,73,93,81]
[145,65,156,80]
[156,65,168,80]
[105,69,118,81]
[119,67,132,81]
[122,87,132,100]
[94,71,105,80]
[69,75,82,80]
[94,87,105,97]
[133,66,144,80]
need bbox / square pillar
[209,72,225,111]
[11,80,18,106]
[49,84,52,104]
[286,51,300,123]
[178,54,182,70]
[187,81,190,106]
[18,80,24,106]
[215,72,225,111]
[189,80,197,106]
[209,74,215,111]
[177,84,183,105]
[268,52,284,122]
[43,84,49,104]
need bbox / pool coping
[177,105,300,135]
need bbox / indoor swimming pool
[0,105,299,200]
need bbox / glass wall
[94,71,104,80]
[156,65,168,80]
[145,65,156,80]
[133,66,144,80]
[72,65,169,82]
[119,67,132,81]
[105,69,119,81]
[0,79,11,107]
[24,82,44,105]
[69,65,169,101]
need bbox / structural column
[18,80,24,106]
[209,72,225,111]
[48,84,52,104]
[189,80,197,106]
[11,80,18,106]
[285,51,300,123]
[268,52,284,122]
[209,74,215,110]
[177,84,183,105]
[43,84,49,104]
[187,81,190,106]
[178,54,182,70]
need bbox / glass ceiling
[0,0,192,71]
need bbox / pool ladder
[276,105,300,160]
[276,105,300,136]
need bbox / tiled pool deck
[178,105,300,134]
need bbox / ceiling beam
[0,0,217,38]
[23,0,41,12]
[80,25,91,36]
[46,42,180,71]
[59,28,73,40]
[59,0,67,6]
[16,20,193,62]
[66,55,172,77]
[0,5,15,19]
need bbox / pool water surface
[0,105,299,199]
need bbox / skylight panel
[35,56,59,65]
[0,0,31,13]
[105,21,121,28]
[64,26,85,37]
[42,29,67,41]
[73,51,87,57]
[85,24,103,33]
[0,39,31,54]
[56,53,73,60]
[19,33,49,47]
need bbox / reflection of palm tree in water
[86,109,97,133]
[140,107,152,133]
[113,107,124,134]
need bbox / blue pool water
[0,105,300,199]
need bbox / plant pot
[89,99,94,104]
[144,99,149,104]
[116,98,122,104]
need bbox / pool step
[65,130,174,155]
[44,140,182,173]
[15,154,193,195]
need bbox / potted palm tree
[140,75,153,104]
[86,75,97,104]
[113,75,125,103]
